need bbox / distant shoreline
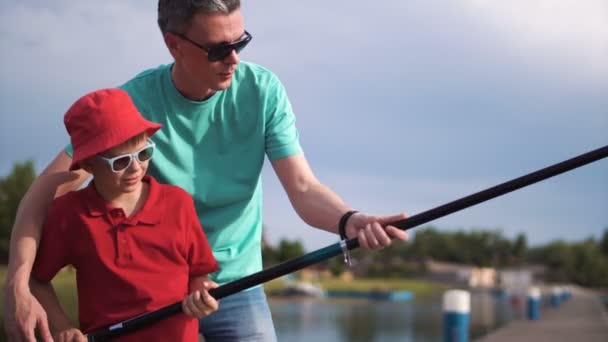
[264,277,448,298]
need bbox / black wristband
[338,210,358,240]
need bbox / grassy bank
[320,278,446,296]
[265,276,446,298]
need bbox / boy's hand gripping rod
[87,144,608,341]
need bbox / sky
[1,0,606,251]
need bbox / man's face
[173,9,246,92]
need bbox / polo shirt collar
[134,176,162,225]
[83,175,162,225]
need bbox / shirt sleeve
[65,143,73,157]
[264,73,303,161]
[182,196,219,277]
[32,200,71,281]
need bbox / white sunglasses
[97,139,155,173]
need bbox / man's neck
[171,63,215,101]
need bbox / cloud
[464,0,608,82]
[0,0,164,92]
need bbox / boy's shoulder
[148,176,192,201]
[154,182,189,198]
[46,187,90,223]
[51,187,87,208]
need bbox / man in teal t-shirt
[4,1,409,341]
[125,61,301,286]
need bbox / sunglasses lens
[208,46,234,61]
[233,38,250,54]
[207,33,251,61]
[112,156,132,172]
[137,146,154,162]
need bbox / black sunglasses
[172,30,252,62]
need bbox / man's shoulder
[119,64,170,92]
[236,61,281,83]
[238,61,271,73]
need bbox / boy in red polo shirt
[30,88,219,341]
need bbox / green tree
[261,233,306,267]
[600,228,608,257]
[568,239,608,286]
[261,226,279,267]
[0,161,37,263]
[537,241,573,282]
[512,233,527,263]
[325,254,347,276]
[276,239,305,262]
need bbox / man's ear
[164,32,181,59]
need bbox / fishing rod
[86,144,608,341]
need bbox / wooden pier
[476,287,608,342]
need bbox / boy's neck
[94,180,149,218]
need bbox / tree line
[0,161,36,263]
[318,227,608,287]
[262,225,608,287]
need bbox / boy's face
[84,138,151,196]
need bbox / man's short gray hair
[158,0,241,34]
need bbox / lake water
[270,290,524,342]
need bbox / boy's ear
[79,158,95,173]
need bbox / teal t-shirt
[67,62,302,285]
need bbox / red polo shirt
[33,176,218,341]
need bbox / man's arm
[272,154,408,249]
[3,149,89,342]
[29,278,80,338]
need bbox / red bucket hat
[64,88,162,171]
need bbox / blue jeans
[199,286,277,342]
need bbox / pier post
[526,287,541,320]
[443,289,470,342]
[550,286,562,308]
